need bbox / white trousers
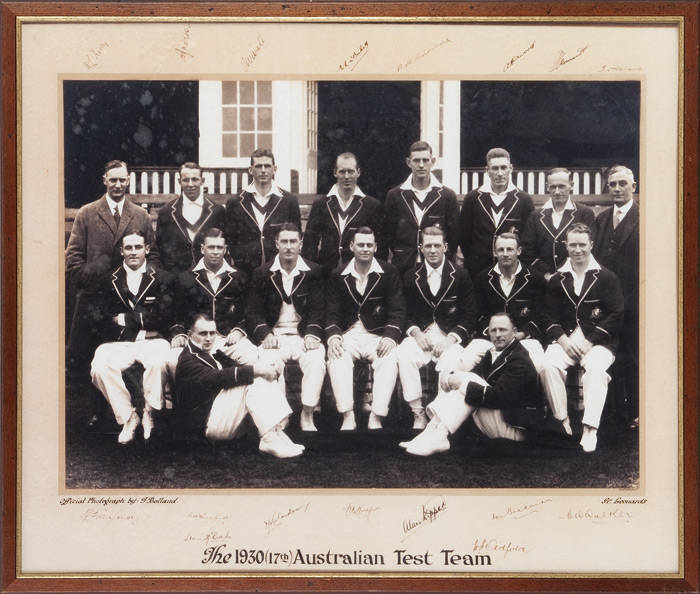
[91,338,170,425]
[327,326,398,416]
[167,336,258,382]
[459,337,545,373]
[427,374,525,441]
[540,343,614,429]
[257,334,326,408]
[397,327,463,403]
[205,378,292,440]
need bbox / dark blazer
[464,339,542,428]
[383,184,461,273]
[402,260,477,346]
[92,264,175,343]
[542,264,624,351]
[66,195,158,289]
[302,193,386,272]
[174,267,249,338]
[246,258,325,343]
[458,188,534,278]
[223,189,301,274]
[155,195,226,274]
[325,258,405,344]
[521,202,597,276]
[175,340,255,433]
[473,264,546,340]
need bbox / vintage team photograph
[63,78,641,489]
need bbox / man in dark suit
[459,147,534,280]
[155,161,226,274]
[302,152,385,274]
[462,232,546,372]
[521,168,597,279]
[399,313,540,456]
[247,224,326,431]
[89,231,174,444]
[326,227,406,430]
[223,148,301,274]
[593,165,640,428]
[397,225,477,429]
[175,314,304,458]
[540,223,624,452]
[383,141,460,274]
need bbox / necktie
[613,209,622,229]
[113,206,121,228]
[428,270,440,295]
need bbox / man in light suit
[326,227,406,431]
[459,147,534,280]
[399,313,540,456]
[175,313,304,458]
[397,225,477,429]
[593,165,640,428]
[383,141,461,274]
[521,168,597,280]
[156,161,226,274]
[540,223,624,452]
[302,152,385,274]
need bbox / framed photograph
[1,1,698,592]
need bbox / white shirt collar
[182,189,205,205]
[614,199,634,216]
[123,261,147,276]
[399,173,443,191]
[106,195,125,214]
[558,255,602,275]
[270,255,311,275]
[327,184,366,199]
[493,261,522,277]
[542,198,575,212]
[490,338,515,362]
[245,182,284,199]
[425,258,445,278]
[342,257,384,278]
[478,176,518,195]
[193,258,236,275]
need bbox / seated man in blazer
[90,231,174,444]
[540,223,624,452]
[400,313,540,456]
[246,223,326,431]
[462,231,546,373]
[326,226,406,431]
[397,225,478,429]
[175,313,304,458]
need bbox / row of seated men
[65,145,639,457]
[85,220,624,458]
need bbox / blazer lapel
[414,265,435,307]
[97,196,119,236]
[132,266,156,304]
[476,191,498,228]
[169,197,191,241]
[116,200,135,239]
[433,261,456,306]
[507,267,531,301]
[111,267,131,308]
[495,192,519,232]
[193,269,215,297]
[487,268,506,300]
[614,205,638,247]
[269,269,286,301]
[239,193,259,228]
[399,190,420,226]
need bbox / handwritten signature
[492,497,553,520]
[338,41,369,73]
[242,35,265,72]
[264,502,310,534]
[175,25,193,61]
[561,507,633,523]
[184,530,231,547]
[401,497,446,541]
[551,44,590,72]
[187,512,231,521]
[599,64,643,72]
[503,41,535,72]
[396,38,452,72]
[344,502,380,520]
[473,537,527,558]
[83,42,110,71]
[79,508,137,524]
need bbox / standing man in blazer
[397,225,477,429]
[459,147,534,280]
[156,162,226,274]
[540,223,624,452]
[302,152,385,274]
[521,168,597,279]
[223,148,301,274]
[326,227,406,431]
[593,165,640,428]
[247,224,326,432]
[383,141,461,274]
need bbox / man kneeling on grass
[175,313,305,458]
[400,312,540,456]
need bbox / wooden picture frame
[1,1,698,592]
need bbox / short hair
[547,167,572,181]
[489,311,516,328]
[120,230,147,246]
[275,222,301,238]
[200,227,225,242]
[188,312,214,331]
[335,152,359,169]
[485,147,511,165]
[103,160,127,174]
[250,148,275,166]
[408,140,433,155]
[494,231,521,248]
[352,226,375,240]
[179,161,202,176]
[566,222,593,241]
[420,225,446,243]
[606,165,635,184]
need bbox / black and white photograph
[63,78,641,489]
